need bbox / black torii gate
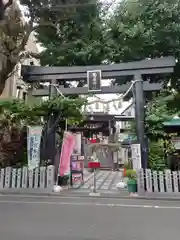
[21,56,176,168]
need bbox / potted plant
[126,169,137,194]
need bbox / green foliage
[146,91,179,138]
[126,169,137,180]
[35,0,108,67]
[108,0,180,88]
[148,140,168,170]
[0,97,86,124]
[0,97,86,166]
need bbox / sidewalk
[1,188,180,201]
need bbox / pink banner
[59,132,75,176]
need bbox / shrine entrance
[22,56,175,169]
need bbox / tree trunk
[0,58,15,96]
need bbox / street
[0,195,179,240]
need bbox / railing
[137,169,180,193]
[0,165,55,189]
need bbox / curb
[0,190,180,202]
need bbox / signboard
[73,133,81,155]
[131,143,142,169]
[70,155,84,185]
[27,126,43,170]
[87,70,102,92]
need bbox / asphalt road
[0,195,179,240]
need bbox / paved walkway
[70,170,128,195]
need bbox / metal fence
[137,169,180,194]
[0,165,55,189]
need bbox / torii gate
[21,56,176,168]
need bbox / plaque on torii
[87,70,102,92]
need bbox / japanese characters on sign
[87,70,102,92]
[27,126,43,170]
[131,143,142,170]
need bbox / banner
[59,132,75,176]
[27,126,43,170]
[73,133,81,155]
[131,143,142,170]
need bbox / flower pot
[127,179,137,193]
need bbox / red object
[89,138,97,143]
[88,162,101,169]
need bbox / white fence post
[153,171,159,192]
[172,171,179,192]
[29,170,34,188]
[4,167,12,188]
[11,168,17,188]
[40,167,46,188]
[165,169,173,193]
[22,167,28,188]
[137,168,145,195]
[16,168,22,188]
[0,169,5,188]
[159,171,165,192]
[34,168,39,188]
[47,165,55,189]
[145,169,152,192]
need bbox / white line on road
[0,199,180,209]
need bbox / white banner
[27,126,43,170]
[131,144,142,170]
[73,133,81,155]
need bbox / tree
[0,0,98,95]
[0,96,86,166]
[35,0,108,70]
[108,0,180,87]
[145,91,177,137]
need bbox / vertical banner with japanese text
[73,133,81,155]
[27,126,43,170]
[59,132,75,176]
[131,143,142,170]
